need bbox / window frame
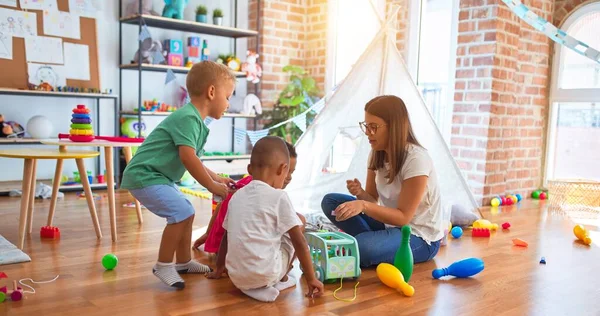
[544,1,600,185]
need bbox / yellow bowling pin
[574,224,592,245]
[473,219,498,231]
[376,263,415,297]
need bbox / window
[411,0,460,143]
[546,2,600,183]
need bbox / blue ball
[451,226,463,239]
[515,193,522,202]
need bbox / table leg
[47,159,64,226]
[26,159,38,234]
[18,159,34,250]
[123,146,143,224]
[75,158,102,239]
[104,147,117,242]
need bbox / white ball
[26,115,53,139]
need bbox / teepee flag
[151,50,165,64]
[204,117,214,126]
[312,98,325,114]
[246,129,269,146]
[138,25,151,41]
[165,69,177,85]
[234,127,247,144]
[292,113,307,132]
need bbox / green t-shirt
[121,103,209,189]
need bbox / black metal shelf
[120,63,246,76]
[120,14,258,38]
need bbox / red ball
[539,192,547,200]
[502,222,511,229]
[505,198,513,205]
[501,196,507,205]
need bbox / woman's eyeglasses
[359,122,386,135]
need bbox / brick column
[452,0,552,205]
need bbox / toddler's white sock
[153,262,185,289]
[241,286,280,302]
[175,260,212,274]
[274,274,297,291]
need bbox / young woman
[321,95,442,267]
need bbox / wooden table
[41,139,144,242]
[0,148,100,249]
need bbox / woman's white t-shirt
[375,144,443,244]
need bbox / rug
[0,235,31,266]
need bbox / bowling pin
[393,225,414,282]
[574,224,592,245]
[432,257,484,279]
[376,263,414,297]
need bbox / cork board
[0,0,99,90]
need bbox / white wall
[0,0,252,182]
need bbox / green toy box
[304,231,361,282]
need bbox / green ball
[532,190,541,199]
[102,254,118,270]
[0,291,5,303]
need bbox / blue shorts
[129,184,195,224]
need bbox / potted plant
[263,65,321,144]
[195,5,207,23]
[213,8,223,26]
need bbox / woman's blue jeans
[321,193,441,267]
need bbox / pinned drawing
[43,10,80,39]
[0,8,37,38]
[0,31,12,60]
[68,0,99,19]
[25,36,63,64]
[19,0,57,10]
[28,63,67,87]
[0,0,16,7]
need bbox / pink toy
[40,226,60,239]
[539,192,547,200]
[502,222,511,230]
[167,53,183,66]
[472,228,490,237]
[241,50,262,84]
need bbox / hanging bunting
[246,129,269,146]
[165,69,177,85]
[502,0,600,64]
[312,98,325,114]
[204,117,214,126]
[138,24,152,42]
[292,113,307,132]
[234,127,247,144]
[151,50,165,64]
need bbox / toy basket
[305,232,361,282]
[548,179,600,213]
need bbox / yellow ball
[491,198,500,207]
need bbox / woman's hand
[217,175,236,188]
[335,200,366,221]
[346,178,364,196]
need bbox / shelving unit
[0,179,112,195]
[118,1,261,166]
[0,89,119,183]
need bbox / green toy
[304,232,361,283]
[393,225,414,282]
[102,254,118,270]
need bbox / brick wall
[389,0,410,59]
[554,0,598,26]
[452,0,552,205]
[248,0,327,108]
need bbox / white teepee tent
[285,5,479,216]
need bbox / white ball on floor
[26,115,53,139]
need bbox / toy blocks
[471,228,490,237]
[185,36,202,66]
[167,53,184,66]
[40,226,60,238]
[164,39,184,66]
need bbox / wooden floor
[1,191,599,316]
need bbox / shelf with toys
[120,14,258,38]
[119,63,246,77]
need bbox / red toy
[0,272,6,279]
[58,133,144,143]
[539,192,547,200]
[472,228,490,237]
[40,226,60,238]
[502,222,511,230]
[0,281,23,301]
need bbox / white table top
[40,139,142,147]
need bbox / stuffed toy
[0,115,24,138]
[162,0,188,20]
[132,37,165,64]
[0,114,13,137]
[241,50,262,84]
[124,0,158,16]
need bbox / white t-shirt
[375,144,443,244]
[223,180,303,290]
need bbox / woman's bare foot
[193,233,208,249]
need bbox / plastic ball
[0,291,5,303]
[505,198,513,205]
[26,115,53,139]
[10,289,22,301]
[539,192,547,200]
[500,196,507,205]
[102,253,118,270]
[532,190,541,199]
[491,198,500,207]
[515,193,522,202]
[451,226,463,239]
[510,195,518,204]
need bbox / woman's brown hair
[366,95,421,184]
